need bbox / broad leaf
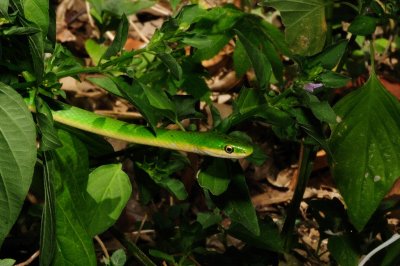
[112,77,161,131]
[23,0,49,35]
[184,34,230,62]
[87,76,123,97]
[330,73,400,230]
[0,0,9,18]
[197,159,231,196]
[348,15,376,36]
[235,30,271,88]
[0,83,36,247]
[308,40,348,70]
[110,249,127,266]
[83,164,132,237]
[264,0,326,56]
[0,259,15,266]
[53,130,96,265]
[85,40,108,66]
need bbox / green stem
[55,66,100,79]
[281,143,316,250]
[101,48,144,68]
[110,227,156,266]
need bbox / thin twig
[129,17,149,43]
[85,1,95,28]
[110,227,156,266]
[95,235,110,260]
[150,4,172,16]
[358,234,400,266]
[134,213,148,243]
[15,250,40,266]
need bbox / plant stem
[55,66,100,79]
[281,143,316,250]
[110,227,156,266]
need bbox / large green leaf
[235,30,271,88]
[53,130,96,265]
[22,0,49,35]
[83,164,132,237]
[264,0,326,56]
[197,159,231,196]
[0,83,36,247]
[330,73,400,231]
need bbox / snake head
[200,133,254,159]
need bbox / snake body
[49,103,253,158]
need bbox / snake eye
[224,145,234,154]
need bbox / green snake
[41,102,253,158]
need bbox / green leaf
[110,249,127,266]
[330,73,400,231]
[83,164,132,237]
[135,153,189,200]
[157,52,183,80]
[0,259,15,266]
[264,0,326,56]
[348,15,377,36]
[23,0,49,35]
[184,34,230,62]
[36,98,62,151]
[2,26,41,35]
[212,161,260,235]
[0,0,9,18]
[112,77,161,131]
[149,249,176,263]
[0,83,36,247]
[181,74,210,100]
[102,0,155,16]
[143,85,177,121]
[320,71,350,88]
[39,152,57,266]
[85,39,108,66]
[102,14,129,60]
[303,93,337,124]
[197,159,231,196]
[308,40,348,70]
[328,236,359,266]
[235,29,271,88]
[52,130,96,265]
[196,212,222,229]
[229,217,284,253]
[55,124,114,158]
[22,19,44,82]
[233,39,251,77]
[87,76,123,97]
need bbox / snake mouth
[199,146,253,159]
